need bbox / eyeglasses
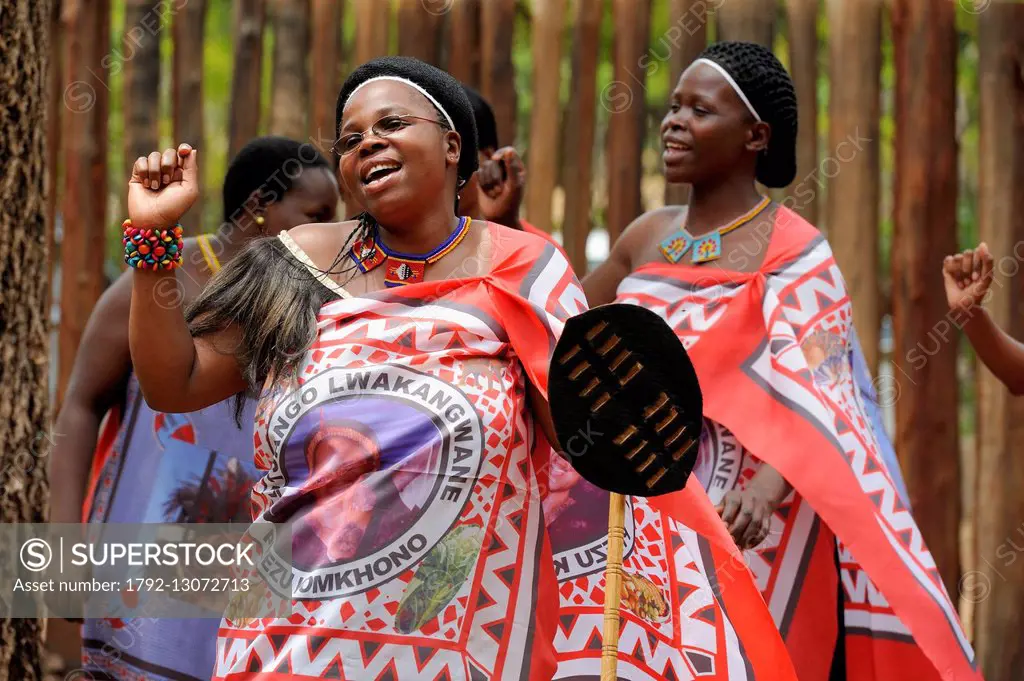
[332,114,449,156]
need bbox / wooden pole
[480,0,517,146]
[664,0,708,207]
[826,0,881,373]
[46,0,63,298]
[172,0,207,235]
[228,0,266,159]
[398,0,446,66]
[354,0,391,64]
[599,493,627,680]
[309,0,342,154]
[783,0,818,224]
[890,0,960,600]
[974,5,1024,679]
[58,0,110,408]
[269,0,310,141]
[715,0,775,46]
[525,0,567,233]
[605,0,651,244]
[122,0,162,189]
[447,0,482,90]
[561,0,602,275]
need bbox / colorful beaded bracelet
[122,219,184,270]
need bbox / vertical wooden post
[354,0,391,64]
[309,0,342,154]
[974,6,1024,679]
[122,0,162,186]
[826,0,881,372]
[172,0,207,235]
[561,0,602,275]
[270,0,310,140]
[480,0,517,146]
[783,0,818,224]
[715,0,775,46]
[58,0,110,407]
[664,0,708,207]
[605,0,651,243]
[890,0,959,599]
[525,0,567,233]
[447,0,482,90]
[47,0,63,294]
[228,0,266,159]
[398,0,446,66]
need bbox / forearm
[962,306,1024,395]
[749,462,792,511]
[49,402,104,523]
[128,270,201,412]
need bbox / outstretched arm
[127,145,247,412]
[944,244,1024,395]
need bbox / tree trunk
[58,0,109,408]
[783,0,817,224]
[715,0,774,46]
[0,1,52,679]
[525,0,566,233]
[663,0,708,207]
[354,0,390,64]
[269,0,310,140]
[480,0,517,146]
[398,0,445,67]
[229,0,266,159]
[122,0,162,195]
[561,0,602,275]
[890,0,960,600]
[605,0,651,243]
[447,0,482,90]
[309,0,342,154]
[974,6,1024,680]
[172,0,207,235]
[826,0,881,373]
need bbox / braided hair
[695,41,798,188]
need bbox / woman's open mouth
[361,160,404,194]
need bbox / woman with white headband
[121,56,591,679]
[561,41,980,681]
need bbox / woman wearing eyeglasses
[122,57,589,680]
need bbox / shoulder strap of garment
[277,231,352,299]
[196,234,221,273]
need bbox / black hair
[221,136,332,224]
[695,41,798,188]
[462,84,499,152]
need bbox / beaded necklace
[349,216,472,288]
[658,196,771,264]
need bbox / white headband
[343,76,456,130]
[692,58,761,122]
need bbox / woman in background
[50,136,340,681]
[558,41,978,681]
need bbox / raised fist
[128,143,199,228]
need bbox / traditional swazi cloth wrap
[213,224,590,680]
[600,205,976,681]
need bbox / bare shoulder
[615,206,686,259]
[285,220,363,271]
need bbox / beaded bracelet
[122,219,184,270]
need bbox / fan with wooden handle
[548,303,704,680]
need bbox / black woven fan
[549,303,704,497]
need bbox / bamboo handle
[600,492,627,681]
